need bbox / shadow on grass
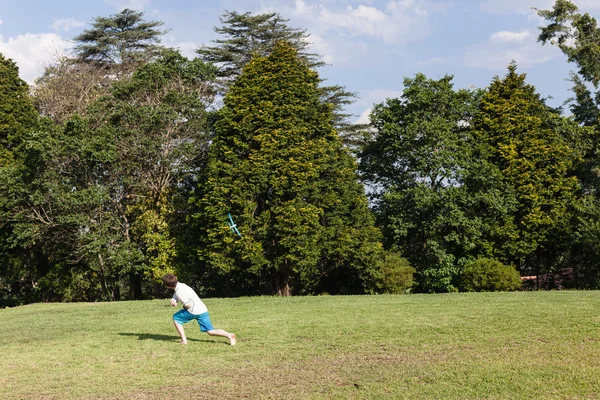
[119,332,226,344]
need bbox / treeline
[1,1,600,305]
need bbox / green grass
[2,291,600,399]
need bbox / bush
[378,252,415,294]
[459,258,522,292]
[418,254,460,293]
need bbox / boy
[161,274,236,346]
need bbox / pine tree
[197,11,323,79]
[73,8,166,66]
[470,64,578,273]
[197,11,359,141]
[191,42,382,296]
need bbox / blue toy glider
[227,213,241,237]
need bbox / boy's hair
[161,274,178,288]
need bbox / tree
[33,9,168,125]
[537,0,600,87]
[73,8,167,67]
[197,11,360,141]
[0,54,38,149]
[0,53,42,306]
[5,50,217,302]
[198,11,323,79]
[359,73,482,292]
[33,58,116,125]
[537,1,600,288]
[469,64,578,275]
[191,41,384,296]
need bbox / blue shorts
[173,309,214,332]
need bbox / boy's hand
[170,299,177,307]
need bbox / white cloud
[490,30,529,42]
[259,0,440,66]
[103,0,151,10]
[0,33,71,83]
[355,108,372,124]
[52,18,85,32]
[305,34,334,65]
[0,17,3,25]
[464,29,560,70]
[294,0,432,45]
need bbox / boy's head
[161,274,178,289]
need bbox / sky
[1,0,600,123]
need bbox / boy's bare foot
[229,333,237,346]
[178,340,188,345]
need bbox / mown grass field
[1,291,600,399]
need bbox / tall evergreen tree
[191,42,383,296]
[73,8,167,67]
[470,64,578,274]
[197,11,360,141]
[197,11,323,79]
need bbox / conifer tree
[191,42,383,296]
[470,64,578,273]
[73,8,166,66]
[197,11,359,141]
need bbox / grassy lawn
[1,291,600,399]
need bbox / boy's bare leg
[173,321,188,344]
[207,329,236,345]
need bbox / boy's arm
[170,293,178,307]
[175,293,193,309]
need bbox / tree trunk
[98,254,110,300]
[129,272,143,300]
[271,268,292,296]
[279,269,291,296]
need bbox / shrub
[459,258,522,292]
[378,252,415,294]
[418,254,460,293]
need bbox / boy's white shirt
[172,282,208,315]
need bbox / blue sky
[1,0,599,123]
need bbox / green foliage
[197,10,359,140]
[197,11,323,79]
[0,54,38,148]
[469,64,578,273]
[192,41,383,296]
[0,53,41,307]
[2,50,216,303]
[459,258,522,292]
[537,0,600,87]
[73,8,166,66]
[374,251,415,294]
[360,73,482,292]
